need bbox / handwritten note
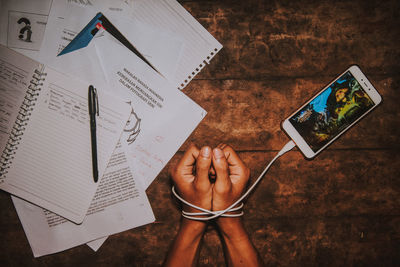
[43,82,123,142]
[0,59,29,88]
[45,84,87,125]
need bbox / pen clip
[89,85,99,116]
[94,87,99,116]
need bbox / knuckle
[170,167,186,183]
[197,161,211,172]
[223,144,234,154]
[170,166,179,178]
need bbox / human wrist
[180,216,207,235]
[217,217,248,240]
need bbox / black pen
[88,85,99,183]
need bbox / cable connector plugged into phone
[172,140,297,221]
[278,140,296,156]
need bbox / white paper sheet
[0,0,53,59]
[128,0,223,89]
[86,237,107,251]
[12,140,155,257]
[109,16,184,82]
[94,35,206,189]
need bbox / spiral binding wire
[0,68,46,180]
[178,47,220,90]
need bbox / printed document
[12,140,155,257]
[94,35,206,188]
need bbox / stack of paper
[0,0,222,257]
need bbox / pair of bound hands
[171,144,250,214]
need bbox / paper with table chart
[12,140,155,257]
[0,44,131,224]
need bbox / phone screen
[288,71,375,152]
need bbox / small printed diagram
[7,11,48,51]
[17,17,32,42]
[123,102,141,145]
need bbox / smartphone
[282,65,382,159]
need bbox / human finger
[218,144,238,165]
[194,146,212,189]
[212,147,230,190]
[171,144,199,182]
[222,145,250,183]
[217,143,228,150]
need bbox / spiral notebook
[0,44,131,224]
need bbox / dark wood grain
[1,0,399,266]
[186,0,400,78]
[184,77,399,150]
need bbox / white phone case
[282,65,382,158]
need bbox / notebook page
[130,0,223,89]
[0,44,39,161]
[2,66,130,224]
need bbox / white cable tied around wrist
[172,186,244,220]
[172,140,296,221]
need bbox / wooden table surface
[1,0,399,266]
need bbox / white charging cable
[172,140,296,221]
